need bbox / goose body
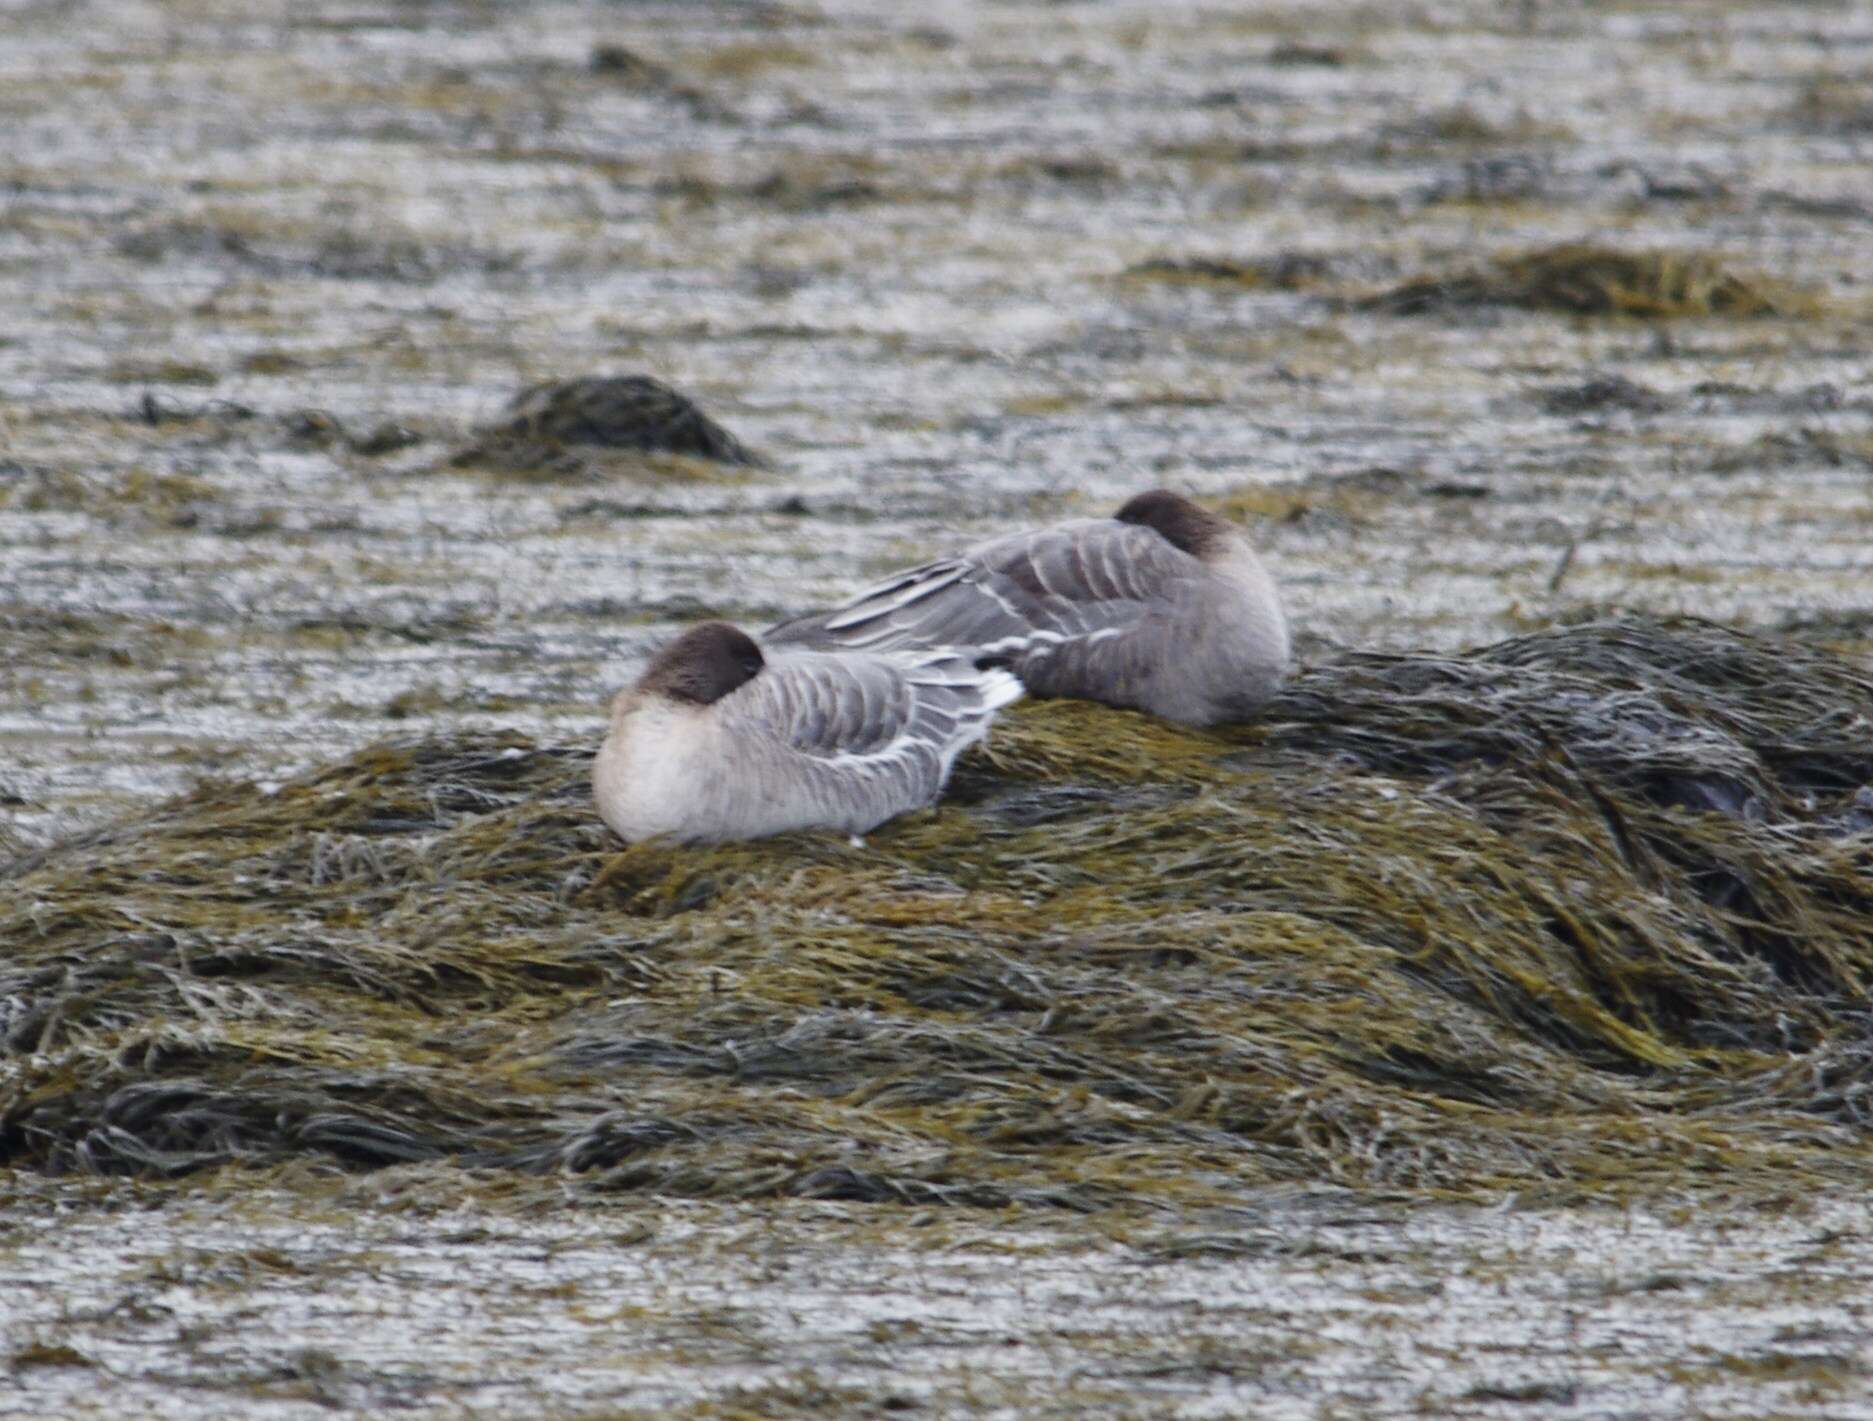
[594,622,1021,843]
[768,491,1290,726]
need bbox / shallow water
[5,0,1873,1415]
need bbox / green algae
[3,616,1871,1209]
[1128,243,1827,322]
[1121,254,1341,293]
[1366,243,1823,319]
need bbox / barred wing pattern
[766,519,1204,704]
[768,520,1196,646]
[728,647,1023,829]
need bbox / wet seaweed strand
[2,616,1871,1207]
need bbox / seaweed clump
[1365,244,1819,318]
[1537,374,1670,416]
[3,616,1872,1209]
[452,374,766,476]
[1123,252,1341,292]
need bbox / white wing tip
[979,667,1025,712]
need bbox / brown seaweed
[3,616,1870,1209]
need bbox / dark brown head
[1113,489,1230,557]
[636,621,765,705]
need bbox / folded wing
[727,648,1022,816]
[766,520,1197,659]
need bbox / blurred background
[3,0,1870,834]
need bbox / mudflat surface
[4,1185,1873,1420]
[4,0,1871,841]
[4,2,1873,1418]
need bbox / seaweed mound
[3,616,1870,1208]
[1366,244,1818,319]
[1122,252,1342,292]
[453,374,765,474]
[1537,373,1670,416]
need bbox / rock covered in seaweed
[453,373,767,474]
[1537,373,1670,416]
[1363,243,1821,319]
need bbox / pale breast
[593,699,719,843]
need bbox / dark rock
[458,374,766,470]
[1538,374,1669,416]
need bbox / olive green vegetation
[1122,254,1339,292]
[4,616,1871,1208]
[1121,243,1822,320]
[1364,243,1822,318]
[450,373,767,477]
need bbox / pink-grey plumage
[767,491,1290,726]
[594,622,1022,844]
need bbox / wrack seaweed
[3,616,1870,1208]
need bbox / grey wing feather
[748,651,910,755]
[766,521,1196,656]
[728,649,1019,827]
[764,556,985,650]
[738,648,1020,776]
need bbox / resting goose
[594,622,1022,843]
[767,490,1290,726]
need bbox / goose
[594,622,1022,843]
[767,490,1289,726]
